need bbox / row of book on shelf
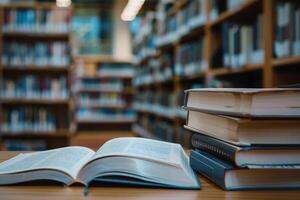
[2,139,47,151]
[1,75,68,100]
[75,62,134,78]
[2,41,70,67]
[275,1,300,58]
[78,93,126,108]
[1,106,58,133]
[3,7,71,33]
[73,79,124,93]
[221,14,264,69]
[183,88,300,189]
[133,115,192,148]
[156,0,206,47]
[76,109,136,122]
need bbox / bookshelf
[0,2,73,150]
[72,55,135,132]
[133,0,300,148]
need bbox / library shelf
[167,0,190,17]
[78,104,127,110]
[76,118,136,124]
[74,54,132,64]
[133,124,160,140]
[77,74,133,80]
[136,109,177,121]
[75,88,134,94]
[209,64,263,77]
[1,66,69,73]
[208,0,261,27]
[0,2,59,9]
[272,56,300,68]
[175,72,207,82]
[0,131,70,139]
[2,32,70,39]
[1,99,69,105]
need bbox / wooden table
[0,151,299,200]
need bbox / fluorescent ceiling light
[56,0,71,7]
[121,0,145,21]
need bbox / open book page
[0,147,95,179]
[89,137,186,167]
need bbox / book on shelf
[98,63,134,77]
[3,7,71,33]
[135,116,175,142]
[0,137,200,189]
[185,110,300,145]
[222,14,264,68]
[2,106,57,133]
[190,150,300,190]
[2,41,70,67]
[274,1,300,58]
[1,75,68,100]
[184,88,300,118]
[2,140,47,151]
[156,0,207,46]
[77,109,136,121]
[209,0,226,21]
[175,38,206,77]
[191,134,300,168]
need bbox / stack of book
[183,88,300,190]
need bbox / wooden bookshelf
[133,0,300,147]
[72,56,134,132]
[0,2,73,150]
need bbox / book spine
[191,134,238,164]
[190,150,227,190]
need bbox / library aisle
[0,0,299,151]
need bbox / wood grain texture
[0,151,299,200]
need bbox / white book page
[0,146,95,179]
[89,137,185,167]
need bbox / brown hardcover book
[184,88,300,118]
[185,110,300,145]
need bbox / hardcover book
[0,137,200,189]
[184,88,300,118]
[190,150,300,190]
[185,110,300,145]
[191,134,300,168]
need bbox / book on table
[184,88,300,118]
[185,110,300,145]
[0,137,200,189]
[190,150,300,190]
[191,134,300,168]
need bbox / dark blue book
[191,134,300,168]
[190,150,300,190]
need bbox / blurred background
[0,0,299,151]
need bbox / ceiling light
[56,0,71,7]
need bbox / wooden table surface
[0,151,300,200]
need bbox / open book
[0,137,200,189]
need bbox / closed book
[183,88,300,118]
[185,110,300,145]
[191,134,300,168]
[190,150,300,190]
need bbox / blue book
[190,150,300,190]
